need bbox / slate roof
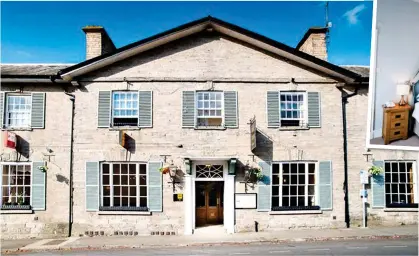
[340,66,370,78]
[1,64,73,78]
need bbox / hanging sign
[3,131,16,149]
[250,117,257,152]
[119,130,127,149]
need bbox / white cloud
[343,4,366,25]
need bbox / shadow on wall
[252,128,273,163]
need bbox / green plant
[248,167,264,181]
[369,165,383,176]
[17,192,24,205]
[38,165,48,173]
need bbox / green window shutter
[148,161,163,212]
[31,161,46,210]
[86,161,99,211]
[138,91,153,128]
[318,160,332,210]
[372,160,385,208]
[0,92,4,128]
[307,92,321,128]
[98,91,111,128]
[182,91,195,128]
[267,91,280,128]
[224,91,238,128]
[31,92,46,129]
[257,161,271,212]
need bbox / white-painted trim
[4,93,32,129]
[384,208,418,212]
[366,0,380,149]
[184,156,235,161]
[185,160,233,234]
[0,210,33,214]
[269,210,322,215]
[98,211,151,215]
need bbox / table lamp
[396,83,410,106]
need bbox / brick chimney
[296,27,328,61]
[82,25,116,60]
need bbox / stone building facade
[1,16,417,239]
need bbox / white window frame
[111,91,139,127]
[5,93,32,129]
[99,162,148,208]
[279,91,308,127]
[271,161,318,208]
[384,161,418,205]
[195,91,224,127]
[0,162,32,207]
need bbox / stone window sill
[1,127,33,131]
[0,209,33,214]
[194,126,227,130]
[269,210,322,215]
[278,127,310,131]
[109,127,141,131]
[98,211,151,215]
[384,208,418,212]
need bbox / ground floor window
[101,162,147,209]
[384,161,417,207]
[271,162,317,209]
[1,163,31,206]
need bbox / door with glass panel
[195,181,224,226]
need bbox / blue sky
[1,1,373,66]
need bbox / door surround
[184,158,235,235]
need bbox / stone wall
[1,34,417,239]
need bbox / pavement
[1,225,418,255]
[8,238,419,256]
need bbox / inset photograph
[368,0,419,149]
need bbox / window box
[194,126,226,130]
[271,205,320,211]
[99,206,148,212]
[386,203,418,208]
[1,204,31,210]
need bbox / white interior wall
[372,0,419,138]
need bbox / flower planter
[1,204,31,210]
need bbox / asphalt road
[13,238,418,256]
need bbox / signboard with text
[360,170,369,184]
[235,193,257,209]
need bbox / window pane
[103,186,110,196]
[129,175,136,185]
[103,164,109,174]
[103,197,110,206]
[139,175,146,185]
[114,164,120,174]
[272,196,279,207]
[129,197,136,207]
[114,186,121,196]
[121,175,128,185]
[272,164,279,174]
[139,164,147,175]
[282,186,289,196]
[121,186,128,196]
[140,197,147,207]
[272,186,279,196]
[113,175,120,185]
[130,187,136,197]
[114,196,121,206]
[129,164,136,174]
[103,175,109,185]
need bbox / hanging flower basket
[245,167,264,183]
[368,165,383,176]
[38,165,48,173]
[159,167,170,174]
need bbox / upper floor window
[272,162,317,209]
[5,95,31,128]
[101,162,147,209]
[385,161,417,207]
[196,92,223,127]
[280,92,306,127]
[1,163,31,207]
[112,91,139,127]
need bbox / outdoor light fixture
[167,161,180,193]
[396,83,410,106]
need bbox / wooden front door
[195,182,224,227]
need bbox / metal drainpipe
[65,92,75,237]
[338,85,359,229]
